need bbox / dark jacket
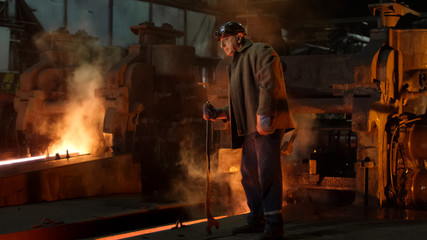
[221,39,294,148]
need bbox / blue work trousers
[241,130,283,230]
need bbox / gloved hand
[203,102,221,120]
[257,115,275,135]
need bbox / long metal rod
[205,104,219,234]
[0,151,80,167]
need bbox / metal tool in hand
[205,101,219,234]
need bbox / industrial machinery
[0,72,18,156]
[357,2,427,208]
[208,1,427,209]
[96,22,194,152]
[0,0,43,158]
[2,19,214,207]
[13,28,109,156]
[309,1,426,208]
[4,0,426,212]
[1,28,144,207]
[96,22,210,193]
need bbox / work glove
[257,115,275,135]
[203,102,221,120]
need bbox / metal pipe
[148,0,153,22]
[63,0,68,29]
[108,0,113,46]
[184,9,187,46]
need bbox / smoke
[171,113,319,215]
[167,119,205,206]
[168,119,248,216]
[172,113,317,215]
[282,113,318,194]
[287,113,318,161]
[47,64,105,155]
[29,29,123,156]
[222,168,250,215]
[169,116,321,216]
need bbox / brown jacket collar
[237,39,253,53]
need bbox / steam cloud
[170,119,249,216]
[29,29,122,156]
[47,64,105,155]
[282,113,318,195]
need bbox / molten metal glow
[96,216,228,240]
[28,64,106,158]
[0,155,46,166]
[0,152,79,166]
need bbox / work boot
[258,215,284,240]
[232,220,265,235]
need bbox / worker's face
[220,35,242,56]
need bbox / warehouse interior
[0,0,427,239]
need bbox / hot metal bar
[0,152,81,167]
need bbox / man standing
[203,22,294,240]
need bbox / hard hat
[214,22,246,40]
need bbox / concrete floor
[0,193,207,240]
[100,202,427,240]
[1,193,427,240]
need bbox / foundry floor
[1,194,427,240]
[100,201,427,240]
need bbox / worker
[203,22,294,240]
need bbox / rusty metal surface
[0,153,101,177]
[0,153,141,207]
[296,174,356,191]
[288,97,354,114]
[151,45,195,77]
[97,22,203,156]
[407,123,427,161]
[315,177,356,191]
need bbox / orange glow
[33,65,106,156]
[0,155,46,166]
[95,215,229,240]
[48,140,89,157]
[228,166,239,173]
[0,152,79,166]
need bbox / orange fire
[35,65,106,157]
